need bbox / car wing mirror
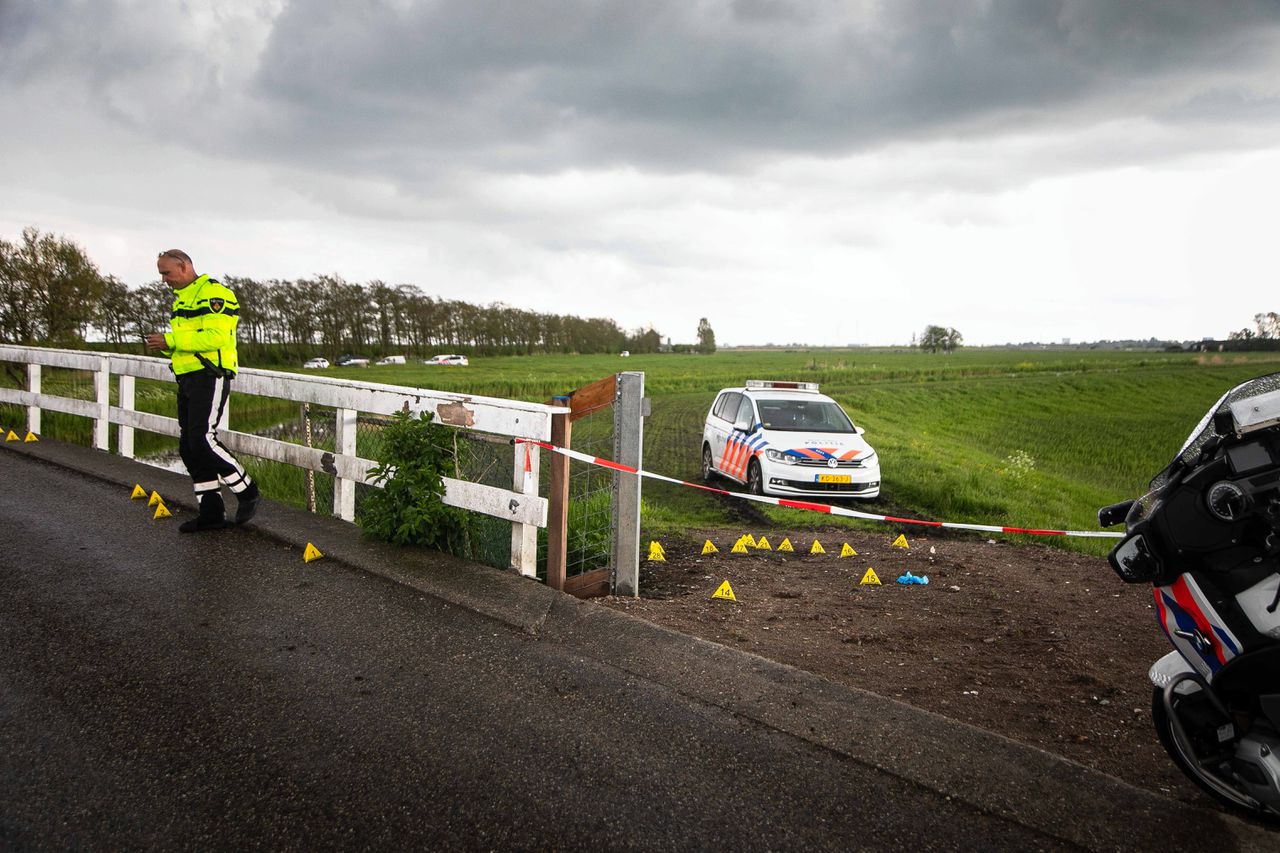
[734,417,751,432]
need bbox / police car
[701,380,880,499]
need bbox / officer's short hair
[158,249,193,266]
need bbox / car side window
[714,392,740,422]
[736,396,755,428]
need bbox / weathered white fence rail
[0,345,569,577]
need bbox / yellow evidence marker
[756,536,772,551]
[711,580,737,602]
[24,431,37,442]
[4,430,18,442]
[860,567,882,586]
[303,543,324,563]
[892,534,910,549]
[148,491,163,507]
[152,502,171,520]
[131,484,148,500]
[839,543,857,558]
[701,539,718,555]
[730,539,749,554]
[647,541,666,561]
[777,538,794,552]
[810,539,826,554]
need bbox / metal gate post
[611,371,645,597]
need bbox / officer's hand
[144,334,167,351]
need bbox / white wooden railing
[0,345,569,577]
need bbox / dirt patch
[597,526,1205,806]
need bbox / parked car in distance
[375,355,407,366]
[620,350,630,357]
[701,380,880,499]
[302,357,329,369]
[336,354,370,367]
[424,354,469,366]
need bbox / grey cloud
[240,0,1280,173]
[6,0,1280,182]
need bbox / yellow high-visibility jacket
[164,274,240,376]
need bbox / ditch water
[138,414,332,477]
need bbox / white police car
[701,380,880,499]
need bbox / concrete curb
[3,437,1276,851]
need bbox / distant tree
[0,226,107,345]
[1227,312,1280,343]
[95,275,132,346]
[696,317,716,354]
[919,324,962,354]
[627,326,662,354]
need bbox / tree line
[1228,313,1280,342]
[1,226,677,362]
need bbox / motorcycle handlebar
[1098,500,1135,528]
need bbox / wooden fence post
[545,408,571,591]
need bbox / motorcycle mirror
[1108,529,1162,583]
[1213,410,1236,436]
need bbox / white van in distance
[375,355,407,366]
[701,380,880,498]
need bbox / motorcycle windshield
[1149,371,1280,496]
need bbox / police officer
[145,249,260,532]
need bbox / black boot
[179,492,228,533]
[235,481,260,525]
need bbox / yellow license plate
[816,474,851,484]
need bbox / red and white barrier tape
[515,438,1124,540]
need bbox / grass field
[324,347,1280,554]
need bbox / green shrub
[359,410,471,552]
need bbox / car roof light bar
[745,380,820,392]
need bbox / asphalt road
[1,443,1275,852]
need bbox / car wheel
[701,444,716,482]
[747,459,764,495]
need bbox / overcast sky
[3,0,1279,346]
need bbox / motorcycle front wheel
[1150,686,1276,819]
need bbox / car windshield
[756,398,856,433]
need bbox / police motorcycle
[1099,372,1280,819]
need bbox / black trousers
[176,370,250,496]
